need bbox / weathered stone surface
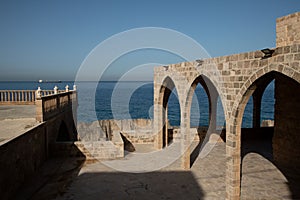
[276,12,300,47]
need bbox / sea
[0,81,275,128]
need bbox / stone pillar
[226,123,241,200]
[181,144,190,170]
[180,97,191,170]
[154,107,163,149]
[180,125,190,170]
[36,87,42,98]
[252,91,263,128]
[153,82,163,150]
[54,86,58,94]
[35,87,43,122]
[65,85,69,92]
[202,76,220,143]
[207,90,218,139]
[35,98,43,122]
[165,105,168,147]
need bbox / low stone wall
[78,119,213,146]
[78,119,154,144]
[76,140,123,160]
[121,130,154,144]
[98,119,153,140]
[50,138,124,161]
[172,127,208,142]
[0,123,47,200]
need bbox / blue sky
[0,0,299,81]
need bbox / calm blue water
[0,81,274,128]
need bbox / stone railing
[36,86,77,122]
[0,90,36,104]
[0,89,66,105]
[0,90,60,105]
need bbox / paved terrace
[14,137,300,200]
[0,105,38,145]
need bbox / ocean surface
[0,81,275,128]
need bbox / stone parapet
[276,12,300,47]
[75,141,124,160]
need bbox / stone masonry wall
[154,43,300,150]
[273,75,300,170]
[0,123,47,200]
[276,12,300,47]
[78,119,154,144]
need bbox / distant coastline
[38,80,62,83]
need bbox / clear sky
[0,0,299,81]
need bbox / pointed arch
[155,76,181,149]
[182,74,226,167]
[229,68,300,198]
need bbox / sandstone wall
[78,119,154,144]
[276,12,300,47]
[0,123,47,200]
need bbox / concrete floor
[0,105,38,144]
[15,138,300,200]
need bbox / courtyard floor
[15,136,300,200]
[0,105,38,145]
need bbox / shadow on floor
[57,170,205,200]
[15,141,205,200]
[14,142,86,200]
[241,127,300,199]
[190,128,225,167]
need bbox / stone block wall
[49,140,124,161]
[273,75,300,170]
[75,141,124,160]
[276,12,300,47]
[171,127,207,142]
[78,119,154,144]
[121,130,154,144]
[99,119,153,138]
[0,123,47,200]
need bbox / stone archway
[154,76,179,149]
[183,74,225,166]
[56,120,72,142]
[229,69,300,199]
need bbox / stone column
[180,125,190,170]
[35,87,43,122]
[65,85,69,92]
[153,82,163,150]
[252,90,263,128]
[180,96,191,170]
[207,89,218,141]
[165,105,168,147]
[54,86,58,94]
[226,122,241,200]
